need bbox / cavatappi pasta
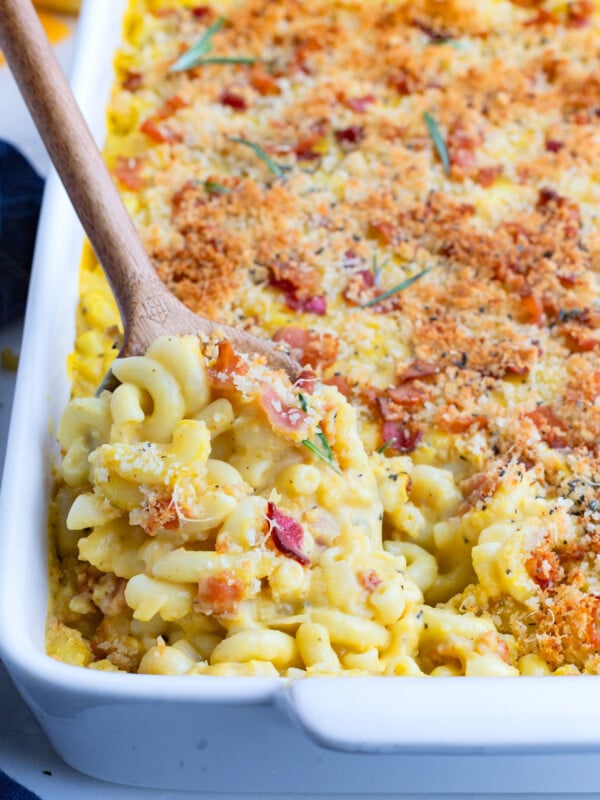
[48,0,600,676]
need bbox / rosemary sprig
[228,137,284,177]
[204,180,231,194]
[298,392,341,472]
[377,439,395,454]
[423,111,450,175]
[360,267,431,308]
[302,439,342,475]
[170,17,225,72]
[191,56,258,66]
[372,252,390,283]
[316,429,335,462]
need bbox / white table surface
[2,13,600,800]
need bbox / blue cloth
[0,768,42,799]
[0,141,44,325]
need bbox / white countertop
[1,13,600,800]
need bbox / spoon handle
[0,0,300,377]
[0,0,161,331]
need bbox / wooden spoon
[0,0,299,380]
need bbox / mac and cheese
[48,0,600,676]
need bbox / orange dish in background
[0,5,72,65]
[33,0,80,13]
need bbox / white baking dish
[3,0,600,792]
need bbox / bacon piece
[293,140,320,161]
[267,502,310,565]
[249,65,280,96]
[526,405,569,449]
[537,187,560,208]
[447,117,483,170]
[295,368,318,394]
[438,415,488,434]
[564,328,600,352]
[273,327,338,370]
[358,569,382,591]
[268,259,325,313]
[268,259,321,299]
[122,71,142,91]
[474,631,511,664]
[260,385,308,433]
[133,495,180,536]
[386,383,430,408]
[567,0,594,27]
[335,125,365,147]
[323,374,352,398]
[219,90,247,111]
[208,340,248,389]
[291,119,329,161]
[396,359,440,383]
[519,292,545,327]
[368,219,395,245]
[381,421,423,454]
[112,156,147,191]
[286,294,327,315]
[390,68,421,96]
[545,139,564,153]
[526,548,562,591]
[524,8,559,26]
[536,187,581,237]
[459,471,499,513]
[195,571,244,617]
[191,6,212,18]
[342,270,375,306]
[475,165,503,187]
[346,94,376,112]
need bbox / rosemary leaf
[316,428,335,462]
[302,439,342,475]
[360,267,431,308]
[372,252,390,282]
[423,111,450,175]
[204,180,231,194]
[229,137,283,177]
[170,17,225,72]
[192,56,258,66]
[377,439,395,454]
